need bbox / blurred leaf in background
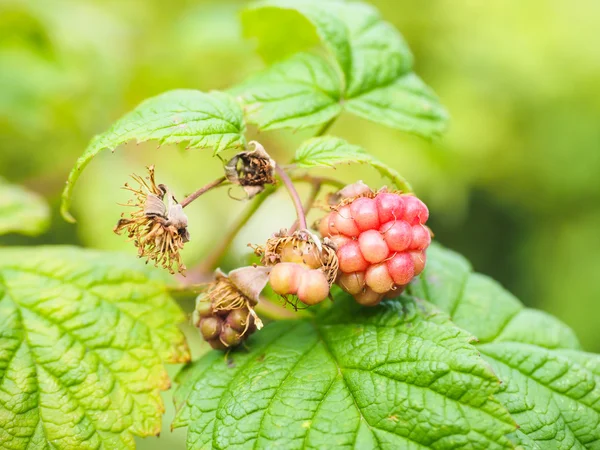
[1,1,599,447]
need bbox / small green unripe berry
[195,298,213,318]
[220,325,242,347]
[226,308,251,333]
[199,316,222,340]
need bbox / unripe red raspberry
[328,234,351,250]
[338,240,369,273]
[349,197,380,231]
[403,195,429,224]
[410,225,431,250]
[375,193,404,223]
[354,287,383,306]
[365,263,394,294]
[332,206,360,237]
[297,269,330,305]
[358,229,389,263]
[380,220,412,252]
[387,252,415,285]
[269,262,305,295]
[337,271,366,295]
[410,250,427,276]
[319,184,431,307]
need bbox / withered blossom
[225,141,276,198]
[114,166,189,274]
[255,229,339,287]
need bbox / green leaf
[60,89,246,222]
[409,244,600,448]
[240,0,448,136]
[293,136,412,192]
[173,295,516,449]
[0,178,49,236]
[0,247,189,450]
[232,53,342,130]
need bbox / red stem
[275,164,307,230]
[180,176,226,208]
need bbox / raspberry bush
[1,1,599,449]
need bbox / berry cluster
[192,270,262,349]
[319,186,431,306]
[261,231,338,307]
[193,301,257,350]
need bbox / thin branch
[275,164,307,230]
[290,180,322,233]
[180,176,227,208]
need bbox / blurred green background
[1,0,599,447]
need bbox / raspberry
[338,240,369,273]
[269,262,305,295]
[387,252,415,285]
[365,263,394,294]
[332,206,360,237]
[337,271,366,295]
[297,269,330,305]
[349,197,380,231]
[318,185,431,307]
[358,229,389,263]
[380,220,411,252]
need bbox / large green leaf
[409,245,600,449]
[173,295,516,449]
[0,247,189,450]
[0,178,49,236]
[231,53,342,130]
[60,89,246,222]
[240,0,448,136]
[293,136,412,192]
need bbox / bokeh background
[2,0,599,447]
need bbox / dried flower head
[192,267,269,350]
[225,141,276,199]
[114,165,189,274]
[256,229,339,287]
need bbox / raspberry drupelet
[319,184,431,306]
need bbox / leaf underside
[0,177,49,236]
[0,247,189,450]
[293,136,412,192]
[60,89,246,222]
[173,295,515,449]
[409,244,600,449]
[239,0,448,136]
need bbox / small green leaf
[240,0,448,136]
[293,136,412,192]
[60,89,246,222]
[409,244,600,448]
[0,178,49,236]
[0,247,189,450]
[173,295,515,449]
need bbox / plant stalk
[180,176,226,208]
[275,164,307,230]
